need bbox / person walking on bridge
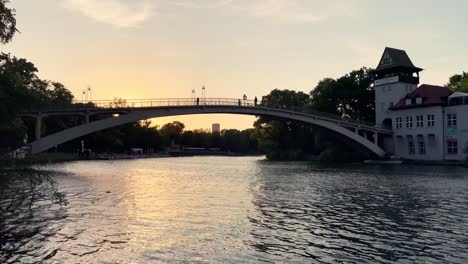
[196,97,200,106]
[243,94,247,106]
[254,96,258,106]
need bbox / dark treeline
[64,121,257,154]
[0,53,76,150]
[254,68,375,161]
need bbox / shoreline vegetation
[1,151,467,168]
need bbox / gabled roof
[373,47,423,72]
[390,84,451,110]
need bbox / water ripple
[1,158,468,263]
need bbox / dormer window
[416,97,422,104]
[405,99,411,105]
[381,51,393,66]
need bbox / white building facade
[372,48,468,161]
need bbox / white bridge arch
[19,98,392,157]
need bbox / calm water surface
[1,156,468,263]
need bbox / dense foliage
[310,68,375,122]
[68,121,257,154]
[446,72,468,93]
[254,68,375,161]
[180,128,257,153]
[0,0,16,44]
[0,53,76,149]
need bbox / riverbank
[403,159,468,167]
[0,152,81,167]
[0,151,264,166]
[2,152,467,168]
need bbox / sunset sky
[4,0,468,129]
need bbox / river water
[1,156,468,263]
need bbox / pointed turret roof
[373,47,423,73]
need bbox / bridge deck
[19,98,392,134]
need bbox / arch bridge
[17,98,393,157]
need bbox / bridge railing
[22,98,379,129]
[75,98,257,108]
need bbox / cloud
[248,0,358,23]
[166,0,357,24]
[169,0,234,9]
[62,0,155,28]
[248,0,321,23]
[61,0,358,27]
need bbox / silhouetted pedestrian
[196,97,200,105]
[254,96,258,106]
[238,99,241,106]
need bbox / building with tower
[372,47,468,161]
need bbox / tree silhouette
[0,0,17,44]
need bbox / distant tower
[371,47,423,129]
[212,123,221,133]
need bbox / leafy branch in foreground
[0,169,67,213]
[0,0,18,44]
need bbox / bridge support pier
[35,115,42,140]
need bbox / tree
[253,89,313,160]
[0,0,17,44]
[0,53,75,150]
[253,68,375,161]
[310,67,374,121]
[159,121,185,145]
[260,89,310,112]
[47,82,74,104]
[446,72,468,93]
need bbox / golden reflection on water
[47,157,260,262]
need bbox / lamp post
[202,86,206,104]
[87,86,92,102]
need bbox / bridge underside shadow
[26,106,389,157]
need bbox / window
[448,113,457,127]
[406,116,413,128]
[418,140,426,154]
[396,117,403,129]
[416,115,424,127]
[416,97,422,104]
[447,141,458,154]
[405,99,411,105]
[381,51,393,65]
[408,140,415,155]
[427,115,435,127]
